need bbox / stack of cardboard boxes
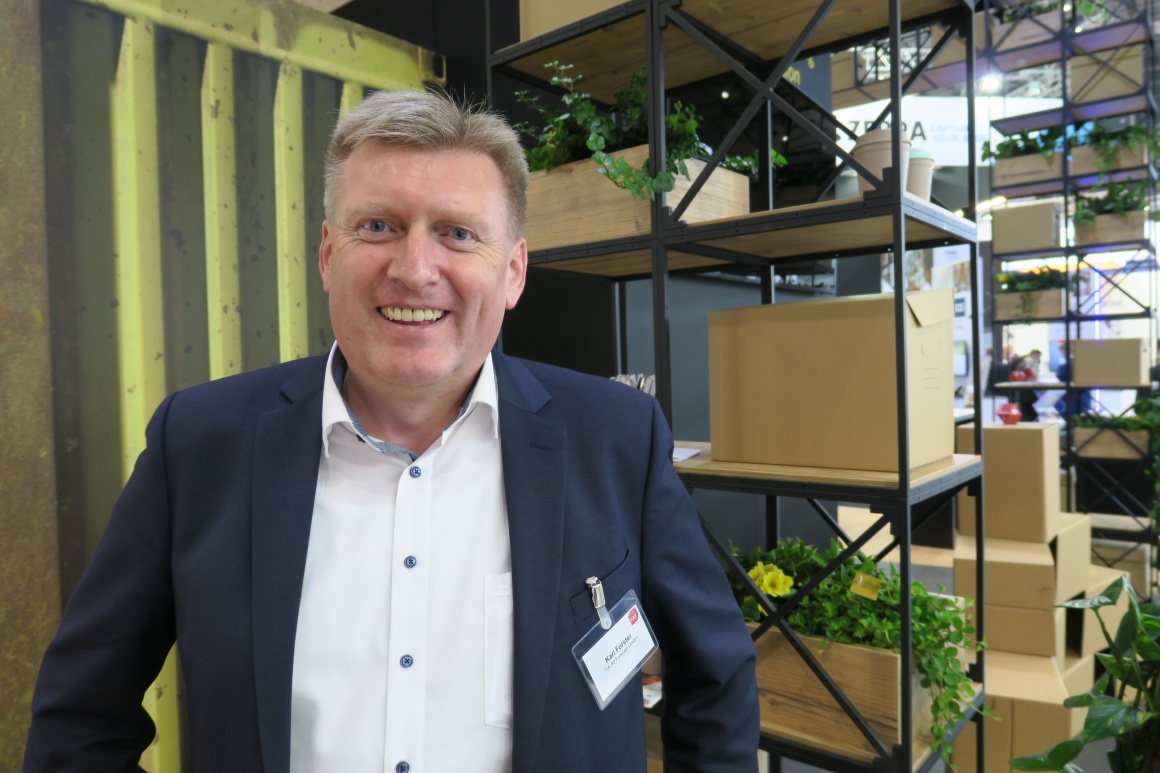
[950,423,1131,773]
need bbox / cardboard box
[519,0,619,40]
[708,290,954,473]
[955,519,1087,610]
[950,695,1014,773]
[974,604,1066,659]
[1092,539,1155,597]
[988,652,1086,758]
[1074,210,1150,247]
[956,423,1061,543]
[1070,44,1144,103]
[955,536,1057,610]
[1072,564,1132,655]
[1055,513,1092,604]
[994,289,1065,321]
[992,200,1063,255]
[1074,427,1149,459]
[1072,338,1149,387]
[1062,653,1096,698]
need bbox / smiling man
[26,90,758,773]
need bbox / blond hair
[324,90,529,237]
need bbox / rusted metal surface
[0,0,61,764]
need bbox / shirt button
[396,763,410,773]
[404,555,417,569]
[409,466,421,478]
[400,654,414,668]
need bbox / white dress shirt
[290,345,513,773]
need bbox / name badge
[571,586,658,709]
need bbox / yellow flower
[748,561,793,599]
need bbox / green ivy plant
[1073,122,1160,184]
[515,62,777,200]
[994,268,1073,321]
[1073,182,1159,227]
[1010,575,1160,773]
[982,127,1066,163]
[729,539,983,762]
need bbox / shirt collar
[321,343,500,458]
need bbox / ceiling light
[979,74,1002,92]
[1074,25,1084,32]
[721,90,730,100]
[781,134,789,141]
[1063,3,1072,10]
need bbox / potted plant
[1010,574,1160,773]
[729,539,982,764]
[1071,121,1159,182]
[983,127,1067,188]
[515,62,752,253]
[1073,408,1151,459]
[993,267,1071,321]
[1073,182,1158,246]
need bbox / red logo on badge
[628,608,639,625]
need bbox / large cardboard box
[709,290,954,473]
[1071,564,1132,655]
[519,0,619,40]
[955,536,1057,610]
[992,200,1063,255]
[1070,44,1144,103]
[1072,338,1149,387]
[975,605,1066,659]
[1055,514,1093,604]
[956,423,1061,543]
[1062,653,1096,698]
[1092,539,1155,597]
[954,520,1087,610]
[989,652,1086,758]
[950,695,1014,773]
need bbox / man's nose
[388,231,439,289]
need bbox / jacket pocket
[568,547,634,626]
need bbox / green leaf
[1093,652,1130,682]
[1076,695,1158,744]
[1010,739,1085,772]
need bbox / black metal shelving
[487,1,988,770]
[980,0,1158,601]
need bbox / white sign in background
[834,96,1064,168]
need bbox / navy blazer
[26,351,758,772]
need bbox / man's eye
[449,227,472,241]
[366,220,387,233]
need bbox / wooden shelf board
[531,249,727,277]
[674,441,981,490]
[690,197,973,261]
[500,0,962,103]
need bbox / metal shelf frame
[486,2,987,771]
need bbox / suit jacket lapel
[251,361,326,773]
[493,353,568,773]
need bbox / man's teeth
[380,307,446,322]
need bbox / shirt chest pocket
[484,572,514,729]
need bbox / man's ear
[319,221,333,294]
[505,237,528,310]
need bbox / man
[26,90,759,772]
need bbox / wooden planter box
[751,625,934,762]
[524,145,749,253]
[994,288,1065,321]
[1070,44,1144,102]
[1074,210,1149,247]
[1075,427,1149,458]
[1071,145,1148,177]
[993,153,1063,188]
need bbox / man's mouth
[379,307,446,322]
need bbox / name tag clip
[586,576,613,630]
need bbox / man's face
[319,142,527,400]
